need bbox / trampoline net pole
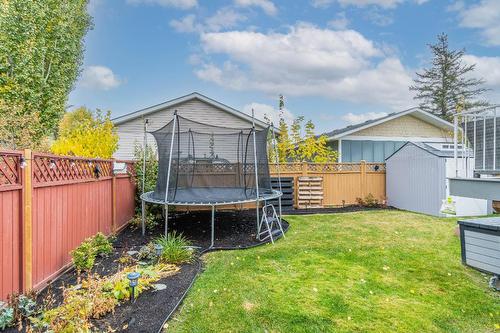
[211,205,215,248]
[165,112,178,203]
[141,119,148,236]
[163,112,178,236]
[165,204,168,236]
[252,109,261,239]
[454,114,458,177]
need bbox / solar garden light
[154,244,163,263]
[127,272,141,302]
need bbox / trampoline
[140,111,284,247]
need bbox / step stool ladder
[258,203,285,243]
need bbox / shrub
[133,144,163,219]
[155,232,193,265]
[130,212,158,231]
[7,290,38,328]
[0,307,14,330]
[137,242,158,263]
[71,241,96,274]
[92,232,114,256]
[356,193,380,208]
[71,233,114,276]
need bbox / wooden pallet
[298,176,323,209]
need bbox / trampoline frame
[140,110,283,248]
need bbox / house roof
[112,92,275,131]
[385,141,468,160]
[322,108,455,140]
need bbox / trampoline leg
[164,204,169,237]
[211,205,215,248]
[256,200,260,241]
[141,200,146,236]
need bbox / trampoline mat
[142,187,279,205]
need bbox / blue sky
[70,0,500,133]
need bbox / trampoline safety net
[150,115,273,203]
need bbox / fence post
[360,160,367,198]
[22,149,33,292]
[302,161,308,176]
[112,160,117,232]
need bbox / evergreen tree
[409,33,489,120]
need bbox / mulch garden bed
[4,210,289,333]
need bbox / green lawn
[167,211,500,333]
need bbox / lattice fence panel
[366,163,385,172]
[0,152,21,186]
[33,154,113,185]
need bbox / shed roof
[386,141,469,160]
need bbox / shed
[386,142,491,217]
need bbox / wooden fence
[0,150,136,301]
[269,161,386,208]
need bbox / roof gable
[112,92,273,130]
[323,108,454,140]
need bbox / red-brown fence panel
[0,150,136,301]
[0,150,23,301]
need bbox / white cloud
[242,102,295,125]
[234,0,277,15]
[341,111,387,124]
[365,9,394,26]
[170,8,246,33]
[463,54,500,103]
[170,14,199,33]
[453,0,500,46]
[311,0,427,9]
[126,0,197,9]
[328,12,350,30]
[463,55,500,87]
[79,66,122,90]
[195,23,414,110]
[205,8,247,32]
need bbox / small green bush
[355,193,381,208]
[71,241,96,273]
[92,232,113,256]
[155,231,193,265]
[137,242,158,263]
[71,233,114,274]
[0,307,14,330]
[130,212,158,231]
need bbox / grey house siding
[114,99,264,160]
[338,140,406,162]
[386,144,446,216]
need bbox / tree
[0,0,92,144]
[51,107,118,158]
[409,33,489,120]
[264,94,337,163]
[0,99,47,150]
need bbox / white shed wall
[114,99,262,160]
[386,144,446,216]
